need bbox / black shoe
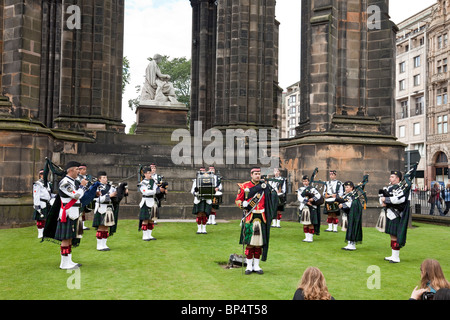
[254,269,264,274]
[245,270,252,275]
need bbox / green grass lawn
[0,219,449,300]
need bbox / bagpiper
[92,171,117,251]
[235,167,278,275]
[77,164,93,230]
[32,168,54,238]
[323,170,344,232]
[297,175,322,243]
[138,167,160,241]
[268,168,287,228]
[379,170,412,263]
[207,166,223,225]
[54,161,88,269]
[150,163,168,224]
[191,167,212,234]
[338,181,364,251]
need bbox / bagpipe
[43,157,66,192]
[376,164,418,233]
[265,175,287,206]
[378,163,418,198]
[336,174,369,207]
[138,164,168,202]
[302,167,325,206]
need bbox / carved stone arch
[431,150,450,184]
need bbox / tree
[122,56,131,94]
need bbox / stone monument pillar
[281,0,406,226]
[190,0,282,134]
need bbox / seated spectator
[293,267,335,300]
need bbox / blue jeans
[429,200,444,215]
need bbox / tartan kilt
[345,204,363,243]
[139,203,157,221]
[92,211,104,228]
[33,206,50,221]
[192,200,212,215]
[239,213,267,246]
[54,218,81,247]
[385,216,401,237]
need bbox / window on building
[400,100,408,119]
[438,35,443,49]
[437,88,448,106]
[413,55,420,68]
[438,115,448,134]
[289,106,296,115]
[288,95,296,107]
[419,37,425,46]
[412,143,425,157]
[399,61,406,73]
[445,33,448,47]
[436,151,448,164]
[399,125,406,138]
[399,79,406,91]
[413,74,420,86]
[288,117,297,128]
[413,122,420,135]
[289,129,296,138]
[444,58,448,72]
[415,96,424,115]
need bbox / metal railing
[410,190,449,216]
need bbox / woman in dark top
[293,267,335,300]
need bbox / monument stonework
[0,0,403,227]
[280,0,406,225]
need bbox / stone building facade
[395,6,433,188]
[426,0,450,185]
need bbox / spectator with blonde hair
[293,267,335,300]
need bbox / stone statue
[140,54,179,104]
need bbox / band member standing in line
[150,163,167,224]
[235,167,278,275]
[323,170,343,232]
[191,167,212,234]
[338,181,363,251]
[379,170,411,263]
[297,175,322,243]
[207,166,222,225]
[55,161,88,269]
[32,169,54,238]
[138,167,161,241]
[269,168,287,228]
[77,164,93,230]
[92,171,117,251]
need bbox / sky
[121,0,438,131]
